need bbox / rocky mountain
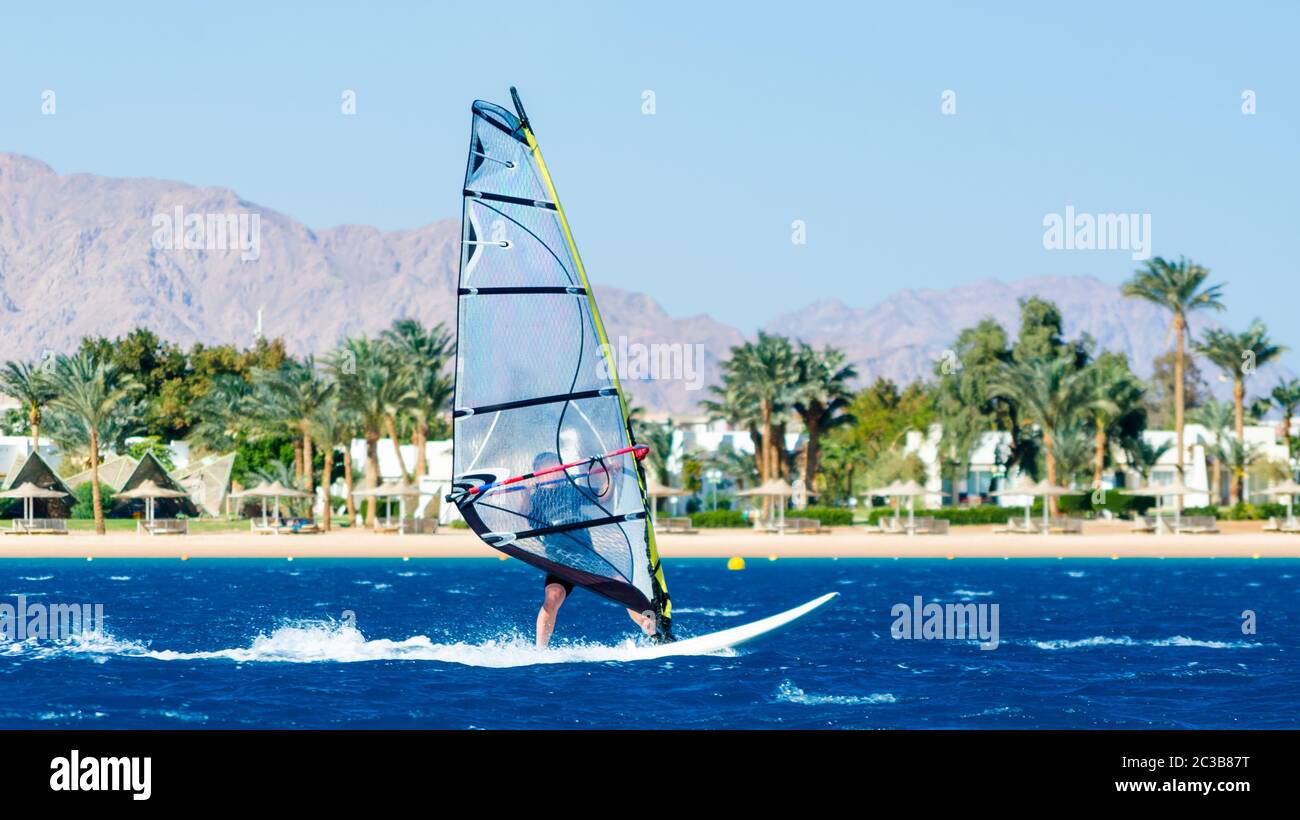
[0,153,1286,414]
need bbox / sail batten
[450,90,672,631]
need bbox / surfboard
[630,592,840,659]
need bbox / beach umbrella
[116,479,190,523]
[352,479,421,528]
[1121,477,1207,533]
[233,480,311,525]
[1261,480,1300,528]
[736,478,796,531]
[862,480,906,529]
[991,477,1043,531]
[644,475,690,526]
[888,479,948,535]
[994,479,1081,535]
[0,482,70,526]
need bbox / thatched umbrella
[1261,479,1300,528]
[993,479,1081,535]
[736,478,796,530]
[1120,477,1207,533]
[0,482,70,526]
[644,475,691,525]
[352,478,421,528]
[115,478,190,523]
[231,480,312,526]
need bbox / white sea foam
[12,620,733,667]
[673,607,745,617]
[953,589,993,597]
[774,680,896,706]
[18,575,53,582]
[109,576,131,581]
[1029,635,1257,650]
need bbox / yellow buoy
[1110,553,1119,560]
[287,556,294,562]
[727,556,746,571]
[946,553,955,560]
[768,553,778,562]
[181,555,189,561]
[86,556,93,562]
[402,556,410,562]
[498,554,509,561]
[1252,552,1261,559]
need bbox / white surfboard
[632,592,840,659]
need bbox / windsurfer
[528,451,659,647]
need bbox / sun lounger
[276,518,320,535]
[1130,515,1158,533]
[1263,517,1281,533]
[138,519,188,535]
[662,516,698,534]
[766,517,828,534]
[4,518,69,535]
[1176,515,1220,534]
[250,519,283,534]
[912,517,949,535]
[1049,517,1083,535]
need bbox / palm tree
[791,343,856,501]
[1084,353,1146,486]
[0,360,56,450]
[1269,378,1300,470]
[382,319,454,481]
[306,394,353,532]
[727,333,798,484]
[1196,320,1286,502]
[700,375,764,480]
[331,337,404,526]
[1124,437,1174,483]
[253,358,334,492]
[188,374,254,454]
[1121,257,1226,485]
[46,353,140,535]
[988,355,1116,515]
[1190,398,1234,503]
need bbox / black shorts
[544,573,574,596]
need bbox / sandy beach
[1,520,1298,559]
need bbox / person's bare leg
[627,608,655,637]
[536,583,568,647]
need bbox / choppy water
[1,557,1295,728]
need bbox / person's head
[533,452,561,472]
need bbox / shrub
[690,509,750,528]
[866,505,1025,526]
[69,483,117,520]
[799,506,854,526]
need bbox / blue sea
[1,557,1295,728]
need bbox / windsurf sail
[449,88,672,637]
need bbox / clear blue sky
[2,1,1297,365]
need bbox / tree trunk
[320,444,333,532]
[1233,378,1245,505]
[803,413,821,499]
[89,430,105,536]
[365,432,380,527]
[1173,316,1186,511]
[303,434,314,492]
[343,445,356,524]
[760,400,773,519]
[1044,430,1058,517]
[385,413,410,480]
[29,406,40,452]
[293,438,304,484]
[1092,417,1107,487]
[413,419,428,479]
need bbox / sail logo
[0,595,105,643]
[597,337,705,391]
[890,595,1000,650]
[151,206,261,261]
[1041,206,1151,260]
[50,750,151,801]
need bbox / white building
[0,436,62,485]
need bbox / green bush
[866,505,1025,526]
[1054,493,1155,517]
[69,483,117,519]
[799,506,854,526]
[690,509,750,528]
